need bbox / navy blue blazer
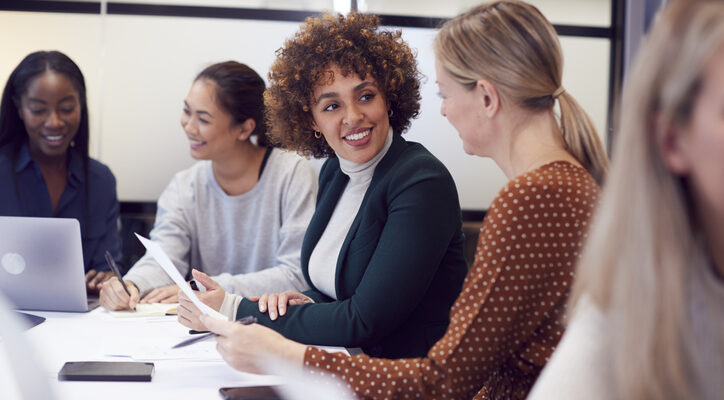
[237,134,467,358]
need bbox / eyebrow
[184,100,214,118]
[316,81,375,102]
[27,95,77,105]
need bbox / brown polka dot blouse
[303,161,601,399]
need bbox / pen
[172,315,258,349]
[104,250,131,298]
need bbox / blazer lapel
[301,164,349,288]
[334,134,408,298]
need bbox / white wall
[0,4,610,209]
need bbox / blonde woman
[193,2,608,399]
[529,1,724,399]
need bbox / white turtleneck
[308,128,394,300]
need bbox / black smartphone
[58,361,154,382]
[218,385,283,400]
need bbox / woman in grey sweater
[99,62,317,311]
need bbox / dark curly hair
[264,12,422,158]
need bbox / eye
[436,92,446,99]
[360,93,376,102]
[199,118,210,124]
[29,109,46,116]
[183,108,191,115]
[59,107,76,114]
[322,103,339,112]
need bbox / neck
[492,109,579,179]
[28,146,68,171]
[211,140,266,196]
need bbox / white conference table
[1,308,289,400]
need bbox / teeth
[189,140,205,145]
[45,135,62,141]
[345,129,370,141]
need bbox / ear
[309,118,320,133]
[653,114,691,175]
[236,118,256,141]
[476,79,500,118]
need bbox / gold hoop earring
[314,131,322,139]
[388,109,394,118]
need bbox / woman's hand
[177,269,226,330]
[99,277,140,310]
[248,290,313,320]
[85,269,114,292]
[140,284,179,304]
[201,314,307,374]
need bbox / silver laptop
[0,216,98,312]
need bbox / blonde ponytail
[434,0,608,183]
[558,91,609,184]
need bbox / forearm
[303,347,437,400]
[123,257,175,297]
[213,264,308,298]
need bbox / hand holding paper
[135,233,226,320]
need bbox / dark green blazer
[237,134,467,358]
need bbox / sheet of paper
[103,335,221,361]
[135,233,226,320]
[108,303,178,318]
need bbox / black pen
[104,251,131,297]
[172,315,258,349]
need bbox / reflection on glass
[360,0,612,27]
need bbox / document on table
[108,303,178,318]
[103,333,220,361]
[135,233,226,320]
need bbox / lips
[40,134,67,147]
[188,138,206,149]
[343,128,372,146]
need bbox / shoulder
[0,146,13,170]
[266,148,316,181]
[318,157,340,183]
[488,161,600,222]
[87,158,117,187]
[168,161,209,187]
[393,139,447,172]
[153,161,210,206]
[382,139,456,192]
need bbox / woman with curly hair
[177,12,468,359]
[184,1,607,398]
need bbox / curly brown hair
[264,12,422,158]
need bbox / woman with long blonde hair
[530,1,724,399]
[191,2,608,399]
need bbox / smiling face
[18,71,81,161]
[434,59,489,156]
[310,66,390,163]
[180,79,243,161]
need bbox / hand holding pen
[172,315,258,348]
[98,251,140,311]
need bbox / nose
[44,110,63,128]
[181,114,197,134]
[343,103,363,126]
